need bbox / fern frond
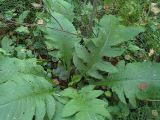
[0,55,55,120]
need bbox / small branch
[5,19,36,27]
[3,19,80,37]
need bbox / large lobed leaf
[73,15,144,79]
[60,85,111,120]
[44,11,80,70]
[0,55,55,120]
[101,61,160,107]
[43,0,74,21]
[0,55,45,83]
[52,101,74,120]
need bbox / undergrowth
[0,0,160,120]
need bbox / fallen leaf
[104,5,109,12]
[149,49,155,57]
[37,19,44,25]
[53,79,59,85]
[152,110,159,117]
[31,3,42,9]
[125,55,131,60]
[151,3,160,14]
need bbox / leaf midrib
[94,78,160,86]
[82,17,114,75]
[0,87,54,106]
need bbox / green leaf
[52,101,74,120]
[61,85,111,120]
[4,9,17,20]
[0,55,55,120]
[0,21,7,27]
[99,15,145,46]
[0,0,5,2]
[99,61,160,107]
[15,26,30,33]
[16,10,29,23]
[108,102,129,118]
[105,91,112,97]
[1,36,14,54]
[73,15,144,79]
[44,12,80,69]
[69,75,82,86]
[128,44,141,51]
[61,87,78,99]
[0,48,10,55]
[0,55,46,83]
[43,0,74,21]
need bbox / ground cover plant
[0,0,160,120]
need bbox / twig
[5,20,36,27]
[3,19,81,37]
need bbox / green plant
[60,85,111,120]
[0,0,160,120]
[96,61,160,106]
[73,15,144,79]
[0,55,55,120]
